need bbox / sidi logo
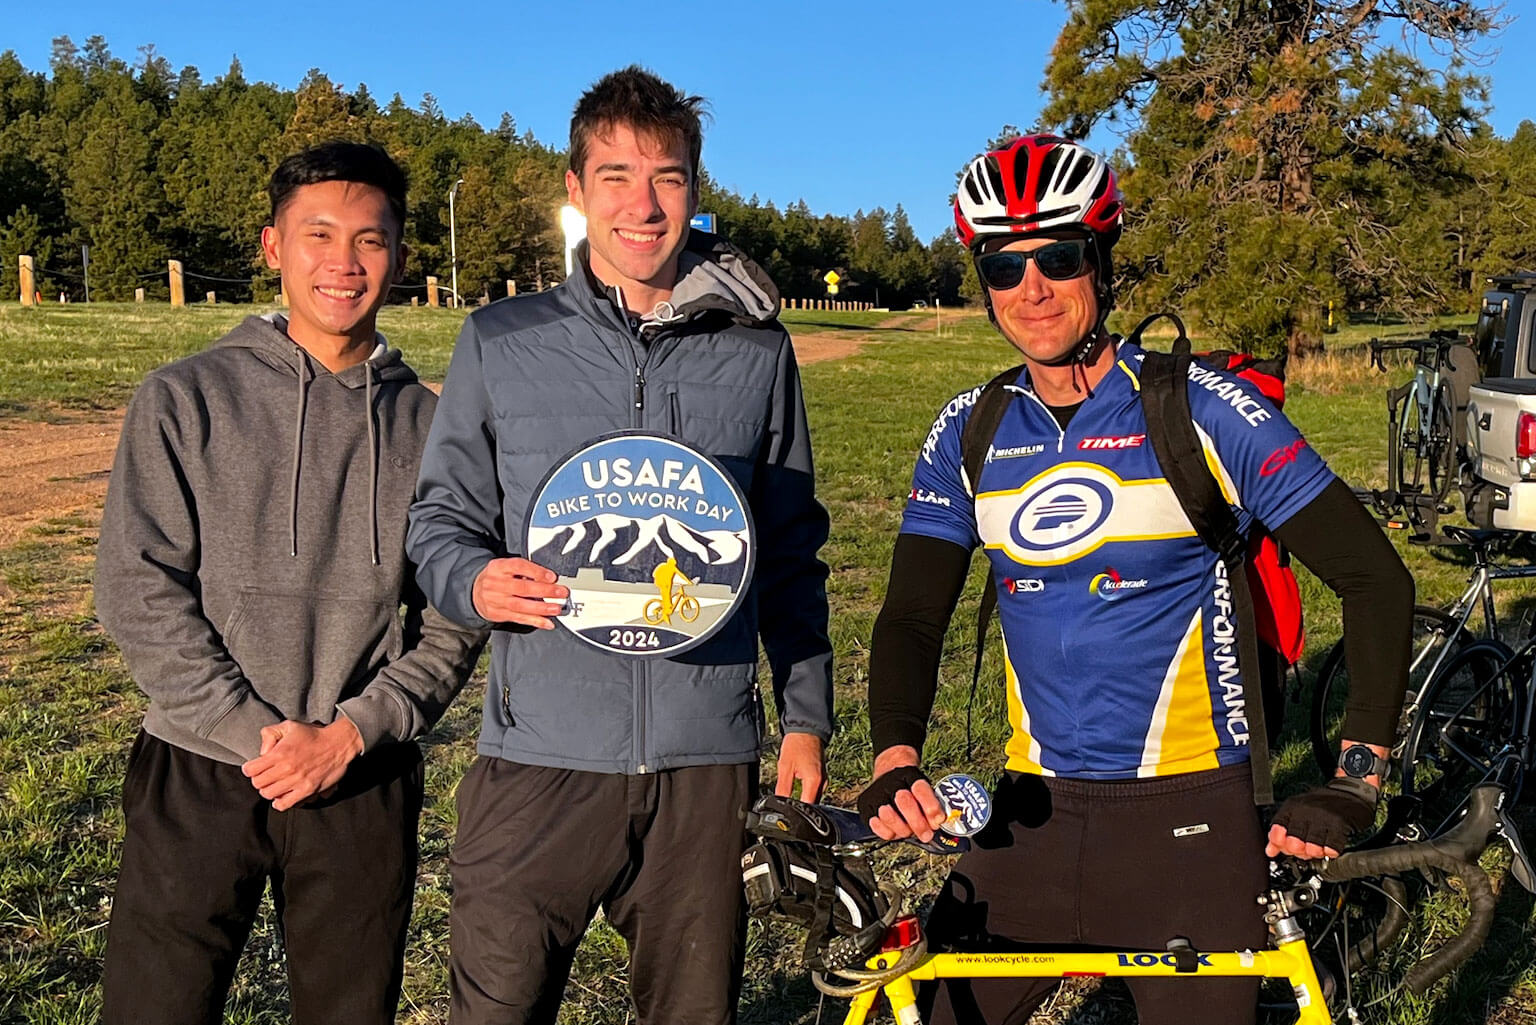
[1004,577,1045,594]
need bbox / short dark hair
[569,66,708,182]
[268,141,408,232]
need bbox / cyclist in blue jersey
[858,135,1414,1025]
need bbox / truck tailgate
[1467,378,1536,488]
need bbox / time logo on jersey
[976,462,1195,566]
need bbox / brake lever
[1497,807,1536,893]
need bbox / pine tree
[1043,0,1496,354]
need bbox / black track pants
[100,730,424,1025]
[448,758,756,1025]
[922,763,1268,1025]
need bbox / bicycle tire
[642,598,665,625]
[1395,390,1426,493]
[1310,605,1468,777]
[677,594,700,622]
[1427,385,1456,502]
[1400,639,1526,836]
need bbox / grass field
[0,302,1532,1024]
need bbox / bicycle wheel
[1310,605,1468,777]
[1395,391,1426,493]
[1400,639,1526,835]
[677,594,700,622]
[1426,386,1457,502]
[642,598,665,625]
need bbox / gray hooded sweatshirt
[95,314,486,765]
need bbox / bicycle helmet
[954,134,1124,363]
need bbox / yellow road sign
[823,270,840,286]
[827,284,839,295]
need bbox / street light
[448,177,465,309]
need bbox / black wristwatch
[1338,744,1391,781]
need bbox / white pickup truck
[1463,273,1536,530]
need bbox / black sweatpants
[100,730,425,1025]
[922,763,1268,1025]
[448,758,756,1025]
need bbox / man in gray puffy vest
[408,66,833,1025]
[95,142,486,1023]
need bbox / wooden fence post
[507,280,517,297]
[169,260,185,307]
[426,276,440,308]
[134,288,144,303]
[18,255,34,306]
[206,291,217,304]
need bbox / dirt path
[0,312,959,545]
[0,415,124,548]
[791,312,931,364]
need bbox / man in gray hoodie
[94,142,485,1025]
[407,68,833,1025]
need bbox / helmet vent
[1036,147,1063,203]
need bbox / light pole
[448,177,464,309]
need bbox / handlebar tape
[1321,845,1496,995]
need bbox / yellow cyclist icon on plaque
[645,555,700,624]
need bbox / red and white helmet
[953,134,1123,251]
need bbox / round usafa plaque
[523,432,756,657]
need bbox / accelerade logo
[1090,567,1148,601]
[523,433,755,657]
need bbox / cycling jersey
[901,340,1335,780]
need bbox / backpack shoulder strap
[960,364,1025,495]
[1140,350,1274,805]
[957,364,1023,759]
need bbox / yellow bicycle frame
[836,936,1330,1025]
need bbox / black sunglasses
[975,239,1090,289]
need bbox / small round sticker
[523,432,755,657]
[935,773,992,837]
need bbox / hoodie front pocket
[222,589,398,724]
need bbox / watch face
[1341,745,1375,777]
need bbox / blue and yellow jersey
[901,341,1334,780]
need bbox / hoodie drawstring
[290,347,311,558]
[365,358,379,566]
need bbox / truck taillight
[1519,413,1536,460]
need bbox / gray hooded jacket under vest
[407,234,833,773]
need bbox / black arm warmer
[867,533,973,756]
[1272,477,1415,747]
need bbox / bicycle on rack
[745,786,1509,1025]
[1369,331,1467,507]
[1309,524,1536,782]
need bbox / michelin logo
[922,387,983,465]
[988,443,1045,462]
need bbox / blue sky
[8,2,1534,242]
